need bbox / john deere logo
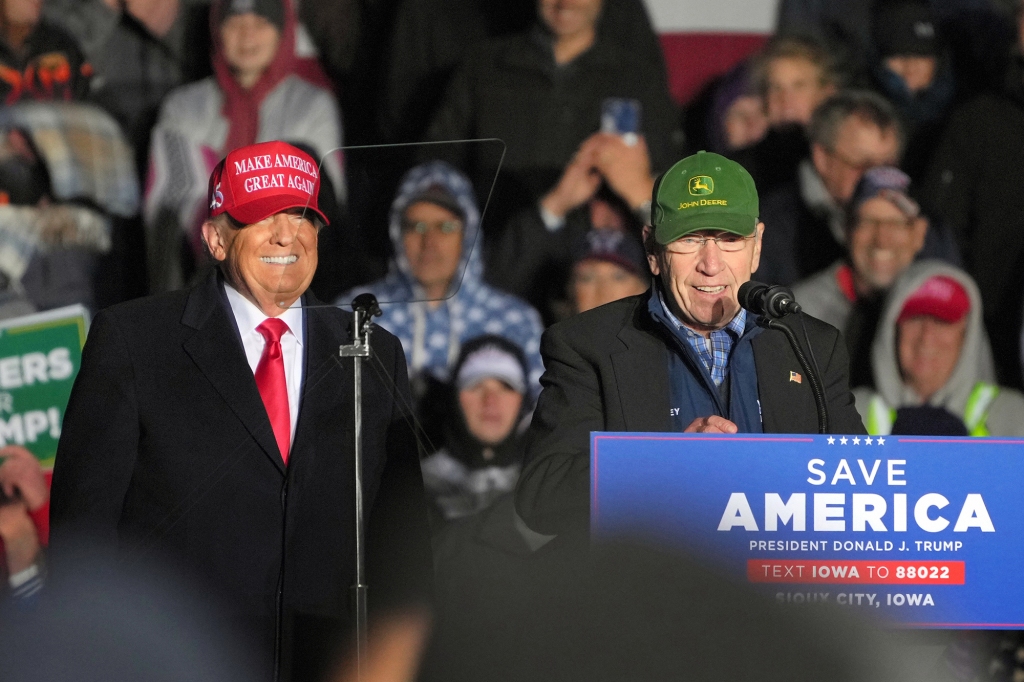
[689,176,714,196]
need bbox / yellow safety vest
[865,382,998,437]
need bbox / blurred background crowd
[3,0,1024,678]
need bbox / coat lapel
[181,272,285,474]
[289,299,352,467]
[751,329,819,434]
[610,302,672,432]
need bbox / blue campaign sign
[591,433,1024,628]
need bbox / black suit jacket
[515,292,866,536]
[49,271,432,682]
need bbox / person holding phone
[427,0,681,232]
[487,129,659,323]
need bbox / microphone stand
[755,316,830,434]
[339,294,381,679]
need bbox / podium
[591,432,1024,628]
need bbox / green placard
[0,305,88,467]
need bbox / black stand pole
[756,317,829,434]
[339,294,382,679]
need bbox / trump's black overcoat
[50,270,432,682]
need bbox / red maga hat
[897,275,970,325]
[207,140,329,227]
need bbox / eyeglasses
[401,219,462,235]
[664,234,754,254]
[853,217,914,232]
[826,146,893,175]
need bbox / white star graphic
[877,437,885,445]
[827,436,835,445]
[853,437,861,445]
[865,437,873,445]
[839,437,848,445]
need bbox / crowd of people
[2,0,1024,679]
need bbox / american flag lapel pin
[789,371,802,384]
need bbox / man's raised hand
[591,132,655,211]
[0,445,48,512]
[540,143,602,220]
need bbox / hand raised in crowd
[683,416,739,434]
[540,144,603,220]
[0,445,48,512]
[0,500,41,575]
[588,132,655,211]
[0,445,47,576]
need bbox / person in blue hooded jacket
[339,161,544,396]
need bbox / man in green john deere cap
[515,151,865,537]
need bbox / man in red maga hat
[49,141,433,682]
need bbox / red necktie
[255,318,291,464]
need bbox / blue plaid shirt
[657,291,747,386]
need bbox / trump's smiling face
[203,208,319,316]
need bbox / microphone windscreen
[737,281,769,313]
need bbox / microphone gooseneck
[739,280,829,434]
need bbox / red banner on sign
[747,560,965,585]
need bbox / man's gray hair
[808,90,904,155]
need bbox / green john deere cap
[651,151,759,245]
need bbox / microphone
[738,281,802,318]
[351,292,382,319]
[737,281,768,313]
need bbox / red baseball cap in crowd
[897,275,970,325]
[208,140,329,227]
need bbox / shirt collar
[836,263,859,303]
[655,287,747,339]
[223,282,304,345]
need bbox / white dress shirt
[224,283,305,445]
